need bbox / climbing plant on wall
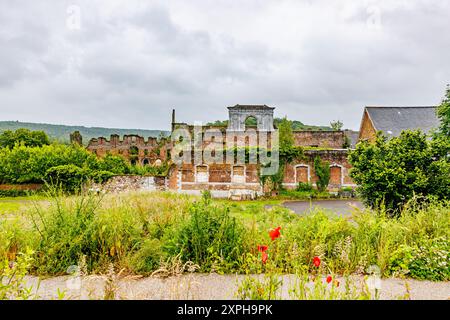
[259,117,304,194]
[314,156,330,192]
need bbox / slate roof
[365,106,440,137]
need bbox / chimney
[171,109,176,132]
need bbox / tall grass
[0,191,448,281]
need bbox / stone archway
[227,105,275,131]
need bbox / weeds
[0,191,448,282]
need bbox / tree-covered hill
[0,121,169,145]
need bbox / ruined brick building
[167,105,355,198]
[84,134,169,166]
[75,104,440,198]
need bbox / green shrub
[0,189,36,198]
[349,130,450,213]
[167,196,245,272]
[30,193,101,274]
[388,237,449,281]
[0,144,98,184]
[90,170,115,184]
[0,248,37,300]
[0,129,50,149]
[98,154,129,175]
[45,165,88,192]
[296,182,314,192]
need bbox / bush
[349,130,450,214]
[388,238,449,281]
[296,182,314,192]
[0,144,99,184]
[98,154,129,175]
[0,129,50,149]
[89,170,115,184]
[0,248,37,300]
[0,189,35,198]
[45,165,88,193]
[167,196,245,272]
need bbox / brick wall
[282,149,355,190]
[293,131,345,148]
[86,134,167,165]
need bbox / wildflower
[262,252,268,264]
[269,227,281,241]
[334,280,340,287]
[313,256,321,267]
[258,245,268,252]
[326,275,332,284]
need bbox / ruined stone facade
[86,134,168,166]
[168,105,356,198]
[79,104,357,198]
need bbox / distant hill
[0,121,169,145]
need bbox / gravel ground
[23,274,450,300]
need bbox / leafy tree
[314,156,330,192]
[278,117,294,150]
[330,120,344,131]
[436,84,450,137]
[0,129,50,149]
[260,117,304,193]
[349,130,450,214]
[98,154,129,175]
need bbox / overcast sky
[1,0,449,131]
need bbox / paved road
[278,199,364,216]
[26,274,450,300]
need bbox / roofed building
[358,106,440,143]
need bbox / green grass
[0,191,448,281]
[0,201,22,215]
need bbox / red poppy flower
[262,252,268,264]
[258,245,268,252]
[313,256,321,267]
[326,276,332,284]
[269,227,281,241]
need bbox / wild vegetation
[0,191,448,282]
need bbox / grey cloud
[0,0,449,130]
